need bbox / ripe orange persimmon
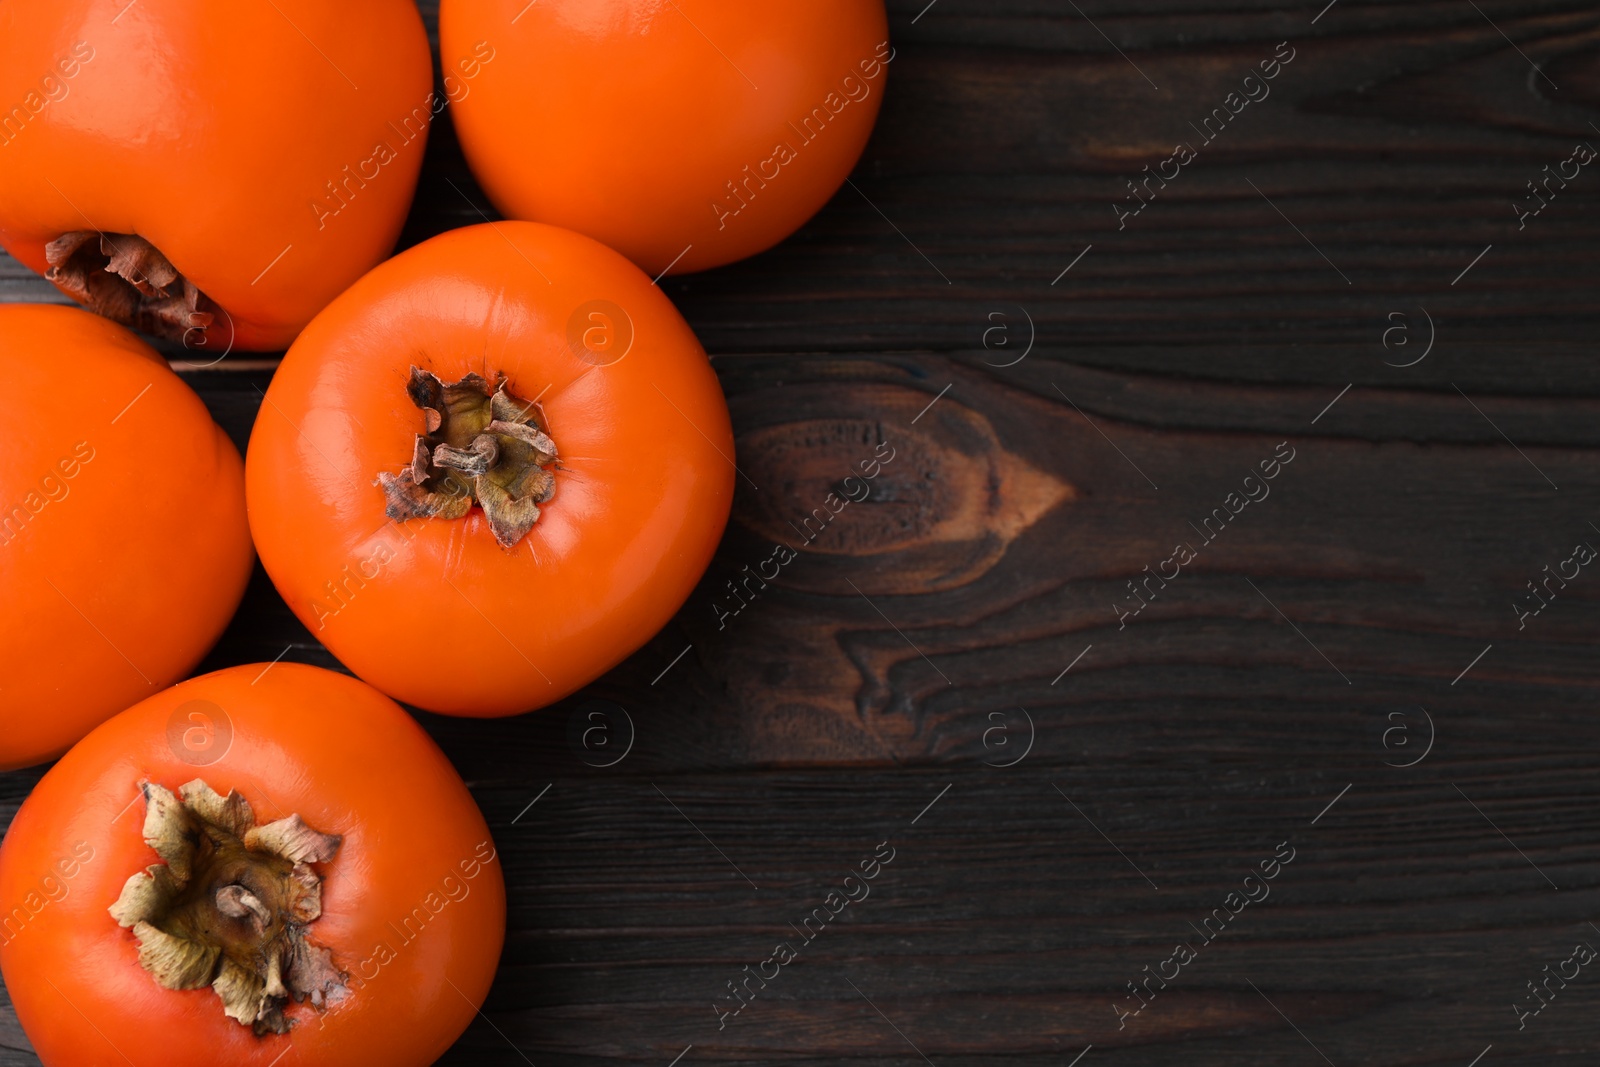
[0,304,251,771]
[0,663,506,1067]
[246,221,734,717]
[0,0,433,351]
[440,0,891,276]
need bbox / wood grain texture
[4,0,1600,1064]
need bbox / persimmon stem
[376,367,558,549]
[108,780,346,1035]
[43,231,217,343]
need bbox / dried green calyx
[376,366,558,549]
[44,231,217,343]
[109,780,346,1035]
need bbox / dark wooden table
[6,0,1600,1063]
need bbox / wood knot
[732,383,1073,594]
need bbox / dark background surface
[5,0,1600,1064]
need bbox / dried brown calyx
[44,231,217,343]
[109,780,346,1035]
[377,367,558,549]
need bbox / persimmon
[0,304,251,771]
[0,663,505,1067]
[246,221,734,717]
[0,0,433,351]
[440,0,891,276]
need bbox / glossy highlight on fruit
[0,0,434,351]
[0,304,252,771]
[441,0,891,275]
[0,663,505,1067]
[246,221,735,716]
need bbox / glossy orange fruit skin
[246,221,734,717]
[0,304,251,771]
[0,0,432,351]
[0,663,506,1067]
[441,0,891,276]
